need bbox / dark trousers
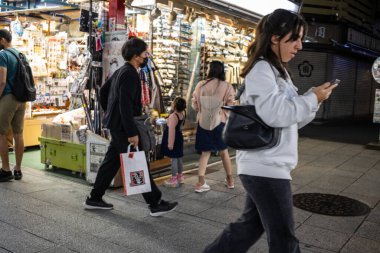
[203,175,300,253]
[90,132,162,207]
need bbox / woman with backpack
[191,60,236,192]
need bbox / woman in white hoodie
[203,9,338,253]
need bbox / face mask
[140,57,148,68]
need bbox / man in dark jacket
[84,38,177,216]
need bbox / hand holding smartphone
[313,79,340,103]
[329,79,341,86]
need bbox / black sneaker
[83,196,114,210]
[149,200,178,217]
[14,170,22,180]
[0,169,14,182]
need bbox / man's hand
[128,135,139,148]
[168,145,173,150]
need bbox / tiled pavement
[0,138,379,253]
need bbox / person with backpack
[84,37,178,216]
[0,29,26,182]
[191,61,236,192]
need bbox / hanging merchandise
[80,9,99,33]
[149,58,166,115]
[11,16,23,36]
[69,52,92,109]
[68,20,84,38]
[152,8,193,110]
[200,21,252,84]
[102,31,128,86]
[93,20,105,52]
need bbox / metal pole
[88,0,94,130]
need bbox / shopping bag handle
[127,144,139,153]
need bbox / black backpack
[6,49,36,102]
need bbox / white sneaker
[195,182,210,193]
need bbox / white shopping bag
[120,145,152,196]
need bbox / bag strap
[200,78,214,88]
[235,58,277,100]
[108,65,129,107]
[198,78,214,114]
[222,105,270,129]
[5,49,21,64]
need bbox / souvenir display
[200,21,253,85]
[152,9,192,110]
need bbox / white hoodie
[237,60,319,180]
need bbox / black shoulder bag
[222,60,281,150]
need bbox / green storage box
[39,137,86,174]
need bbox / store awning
[0,6,80,20]
[156,0,262,27]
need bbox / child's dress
[161,113,184,158]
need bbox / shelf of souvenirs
[153,45,191,54]
[205,56,248,63]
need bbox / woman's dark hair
[121,37,147,61]
[241,9,307,79]
[207,61,226,81]
[0,29,12,42]
[173,97,187,112]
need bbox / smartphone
[329,79,341,86]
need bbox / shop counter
[23,111,62,147]
[24,118,44,147]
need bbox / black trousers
[203,175,300,253]
[90,132,162,207]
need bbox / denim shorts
[0,94,26,134]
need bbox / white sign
[220,0,299,16]
[86,132,110,184]
[132,0,154,6]
[315,26,326,38]
[374,89,380,123]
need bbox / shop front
[0,6,87,147]
[1,0,263,182]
